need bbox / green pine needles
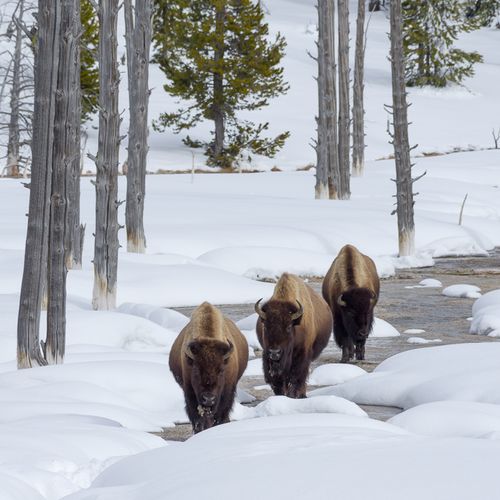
[403,0,484,87]
[81,0,99,122]
[152,0,290,168]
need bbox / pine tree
[81,0,99,121]
[152,0,290,168]
[466,0,500,26]
[403,0,483,87]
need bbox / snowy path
[164,250,500,441]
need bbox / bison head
[337,288,376,340]
[255,299,303,378]
[184,338,233,428]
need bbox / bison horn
[254,298,267,320]
[337,294,347,307]
[223,339,234,360]
[290,300,304,321]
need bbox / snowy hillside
[80,0,500,171]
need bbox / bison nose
[200,392,216,407]
[268,348,283,362]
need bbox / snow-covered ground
[78,0,500,172]
[0,0,499,498]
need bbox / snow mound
[197,246,335,280]
[371,317,400,338]
[470,289,500,337]
[389,401,500,439]
[442,284,482,299]
[406,337,442,344]
[404,329,426,334]
[117,303,189,332]
[325,343,500,410]
[309,363,366,386]
[419,278,442,288]
[251,395,367,419]
[64,413,500,500]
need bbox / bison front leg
[355,340,366,361]
[286,353,309,399]
[341,337,355,363]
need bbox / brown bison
[169,302,249,433]
[322,244,380,363]
[255,273,333,398]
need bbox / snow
[418,278,442,288]
[64,414,500,500]
[322,343,500,410]
[406,337,442,344]
[389,401,500,439]
[470,289,500,337]
[371,317,400,338]
[442,284,482,299]
[309,363,367,386]
[404,328,426,334]
[0,1,499,498]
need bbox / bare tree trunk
[6,1,25,178]
[65,0,84,270]
[337,0,350,199]
[369,0,381,11]
[213,4,225,165]
[325,0,340,199]
[17,0,60,369]
[352,0,366,177]
[315,0,328,199]
[45,0,81,364]
[92,0,120,310]
[124,0,151,253]
[390,0,416,257]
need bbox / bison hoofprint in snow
[322,244,380,363]
[255,273,333,398]
[169,302,248,433]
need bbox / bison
[322,244,380,363]
[255,273,333,398]
[169,302,249,433]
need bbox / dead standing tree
[17,0,60,368]
[65,0,85,270]
[91,0,121,310]
[352,0,367,177]
[1,0,35,177]
[315,0,340,200]
[388,0,424,256]
[337,0,350,199]
[5,0,25,177]
[45,0,80,364]
[124,0,151,253]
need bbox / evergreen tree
[403,0,483,87]
[81,0,99,121]
[152,0,289,168]
[466,0,500,26]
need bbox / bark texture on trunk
[17,0,60,368]
[315,0,328,199]
[6,1,25,178]
[124,0,151,253]
[93,0,120,310]
[46,0,80,364]
[352,0,366,177]
[316,0,340,200]
[390,0,416,257]
[337,0,350,199]
[65,0,84,270]
[213,4,225,164]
